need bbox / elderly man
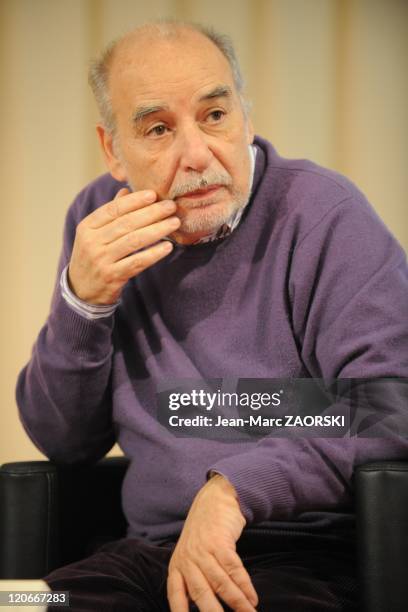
[17,20,407,612]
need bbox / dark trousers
[45,530,357,611]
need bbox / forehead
[108,30,236,111]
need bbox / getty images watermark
[156,378,408,440]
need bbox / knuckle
[84,253,104,276]
[131,253,144,271]
[78,232,94,253]
[127,231,141,251]
[225,564,243,580]
[101,269,115,285]
[75,221,88,243]
[119,214,134,234]
[97,262,119,285]
[227,568,250,592]
[106,199,119,219]
[220,551,243,572]
[229,594,247,610]
[190,585,211,603]
[212,577,228,596]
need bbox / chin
[178,199,234,234]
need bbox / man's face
[99,29,254,244]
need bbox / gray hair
[88,20,247,135]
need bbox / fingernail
[143,190,156,203]
[169,216,181,227]
[161,240,173,253]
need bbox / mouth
[177,185,222,200]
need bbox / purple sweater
[17,136,408,543]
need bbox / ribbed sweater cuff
[208,450,293,524]
[49,288,115,358]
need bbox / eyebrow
[132,104,170,125]
[198,85,233,102]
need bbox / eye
[207,109,226,123]
[146,124,169,138]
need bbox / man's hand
[68,188,181,304]
[167,475,258,612]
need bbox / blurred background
[1,0,407,464]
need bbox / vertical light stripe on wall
[0,0,93,462]
[251,0,339,168]
[336,0,408,248]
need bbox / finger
[197,553,257,612]
[214,548,258,608]
[167,568,189,612]
[114,187,130,199]
[108,216,180,262]
[113,239,174,280]
[86,189,157,229]
[99,200,177,245]
[182,562,224,612]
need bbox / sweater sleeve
[16,184,117,464]
[208,196,408,524]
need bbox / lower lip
[180,186,221,199]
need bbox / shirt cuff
[60,265,119,320]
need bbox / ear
[96,124,128,182]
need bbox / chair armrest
[355,460,408,612]
[0,457,129,579]
[0,462,59,579]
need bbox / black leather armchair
[1,457,407,611]
[0,457,128,579]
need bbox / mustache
[169,172,232,199]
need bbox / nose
[177,122,213,173]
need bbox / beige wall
[1,0,407,464]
